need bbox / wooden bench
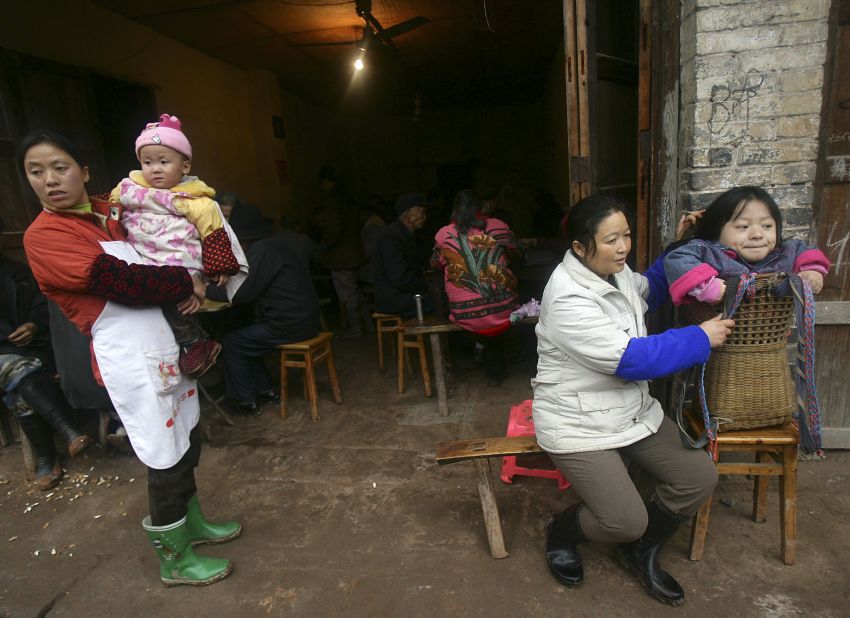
[436,435,545,559]
[401,315,538,416]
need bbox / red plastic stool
[500,400,570,490]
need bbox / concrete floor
[1,335,849,617]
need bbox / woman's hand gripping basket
[680,273,796,431]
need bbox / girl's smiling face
[24,143,90,211]
[718,199,777,263]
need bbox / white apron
[91,241,200,469]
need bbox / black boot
[13,407,62,490]
[17,371,92,457]
[617,500,689,606]
[545,503,587,587]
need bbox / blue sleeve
[615,325,710,381]
[643,250,670,312]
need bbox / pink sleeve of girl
[793,248,831,275]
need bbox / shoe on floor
[230,401,262,417]
[256,390,280,403]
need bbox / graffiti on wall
[707,68,766,147]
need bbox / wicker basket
[679,273,796,431]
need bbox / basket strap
[674,366,720,459]
[788,274,823,456]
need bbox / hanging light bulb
[354,58,364,71]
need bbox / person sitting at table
[207,208,320,416]
[1,217,93,489]
[430,190,521,386]
[373,192,435,318]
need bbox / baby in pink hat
[109,114,248,378]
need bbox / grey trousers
[548,417,718,544]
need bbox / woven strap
[788,275,823,456]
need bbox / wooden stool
[277,332,342,422]
[397,329,432,397]
[688,421,799,565]
[372,313,403,371]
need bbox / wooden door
[0,51,155,259]
[562,0,649,266]
[814,0,850,449]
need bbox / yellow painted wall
[0,0,286,221]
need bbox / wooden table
[399,315,539,416]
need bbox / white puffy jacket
[531,251,663,454]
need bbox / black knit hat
[229,204,273,241]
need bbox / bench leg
[780,444,797,565]
[417,335,432,397]
[430,333,449,417]
[689,495,712,561]
[753,451,769,523]
[474,458,508,559]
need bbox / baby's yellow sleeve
[172,196,224,238]
[108,184,122,203]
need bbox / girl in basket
[663,186,830,305]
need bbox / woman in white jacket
[532,195,734,606]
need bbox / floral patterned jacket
[431,216,520,335]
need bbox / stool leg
[98,409,111,446]
[326,343,343,404]
[280,352,289,420]
[688,495,713,561]
[752,451,770,523]
[376,322,385,370]
[390,320,401,359]
[397,331,406,394]
[305,352,320,422]
[417,335,432,397]
[780,444,797,565]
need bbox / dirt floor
[1,333,849,617]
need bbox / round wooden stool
[277,332,342,421]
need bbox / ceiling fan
[293,0,429,54]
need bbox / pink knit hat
[135,114,192,160]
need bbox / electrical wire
[482,0,495,32]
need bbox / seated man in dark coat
[373,193,435,317]
[207,207,321,415]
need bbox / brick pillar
[679,0,830,236]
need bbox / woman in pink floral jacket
[431,190,520,385]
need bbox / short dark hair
[16,130,88,173]
[451,189,486,234]
[565,194,629,257]
[694,186,784,249]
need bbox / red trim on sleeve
[670,263,719,305]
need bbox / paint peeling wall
[679,0,830,238]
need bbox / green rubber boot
[186,494,243,546]
[142,516,232,587]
